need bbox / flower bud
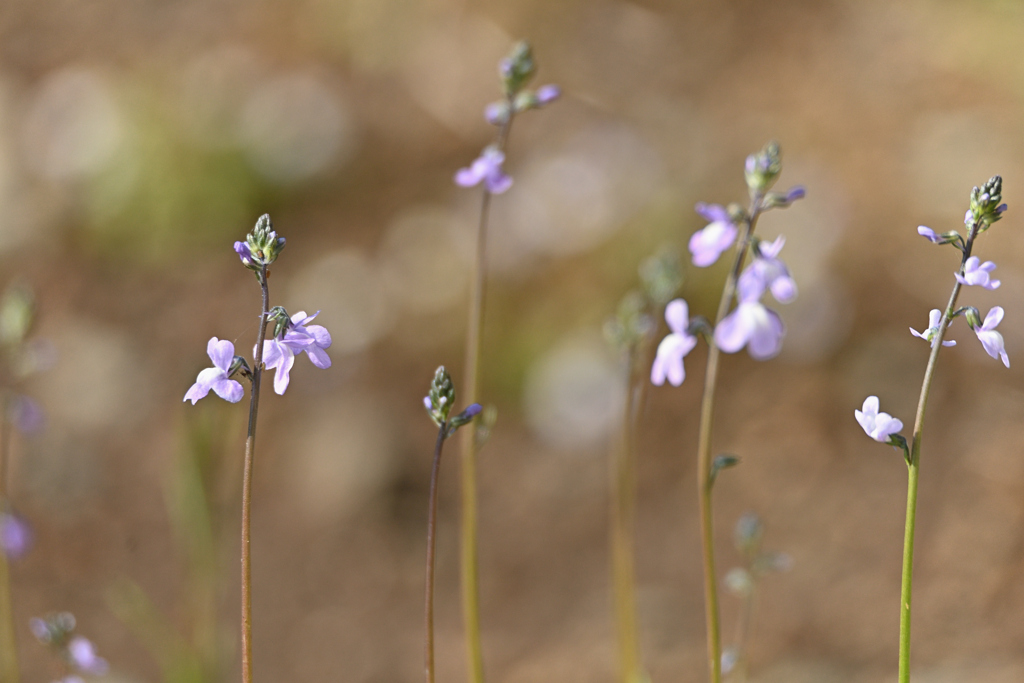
[724,567,754,597]
[734,512,763,556]
[485,101,511,126]
[447,403,482,435]
[239,214,286,271]
[499,41,536,97]
[969,175,1007,229]
[744,141,782,195]
[228,355,251,380]
[425,366,457,426]
[266,306,292,338]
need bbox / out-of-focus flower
[0,512,31,559]
[955,256,1000,290]
[972,306,1009,368]
[536,84,561,105]
[8,395,44,434]
[651,299,698,386]
[714,276,784,360]
[910,309,956,348]
[454,147,513,194]
[261,311,332,395]
[184,338,245,404]
[67,636,108,675]
[855,396,903,443]
[689,203,737,267]
[737,236,797,303]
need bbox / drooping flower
[67,636,108,675]
[917,226,942,243]
[972,306,1009,367]
[454,147,513,194]
[261,311,332,395]
[909,309,956,348]
[955,256,1000,290]
[855,396,903,443]
[737,236,797,303]
[714,275,785,360]
[184,338,245,404]
[651,299,698,386]
[0,512,31,559]
[689,203,737,267]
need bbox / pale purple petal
[234,241,252,265]
[695,202,730,223]
[651,333,697,387]
[485,171,513,194]
[909,326,927,341]
[304,324,332,348]
[714,308,749,353]
[207,338,235,372]
[455,166,484,187]
[769,275,797,304]
[689,220,737,267]
[68,636,108,675]
[982,306,1004,331]
[736,269,766,303]
[664,299,689,335]
[262,339,285,368]
[211,378,244,403]
[918,226,941,243]
[536,84,561,105]
[304,345,331,369]
[746,307,785,360]
[184,367,225,404]
[758,236,785,259]
[272,352,295,395]
[928,309,942,328]
[0,514,31,559]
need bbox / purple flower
[454,147,513,194]
[68,635,108,675]
[855,396,903,443]
[714,275,785,359]
[785,186,806,202]
[651,299,698,386]
[484,102,509,126]
[8,395,44,434]
[233,241,253,267]
[973,306,1009,367]
[689,203,737,267]
[918,226,942,243]
[737,236,797,303]
[910,309,956,348]
[0,513,31,559]
[262,311,332,395]
[535,84,561,105]
[955,256,1000,290]
[184,338,244,404]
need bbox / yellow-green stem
[0,404,19,683]
[898,225,974,682]
[611,355,643,683]
[695,198,761,683]
[458,106,513,683]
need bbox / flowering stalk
[424,368,482,683]
[693,199,760,683]
[455,41,559,683]
[896,179,1004,683]
[239,260,268,683]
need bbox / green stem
[695,198,762,683]
[611,351,643,683]
[458,104,513,683]
[897,226,976,682]
[0,405,18,683]
[240,264,269,683]
[425,424,447,683]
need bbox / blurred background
[3,0,1024,681]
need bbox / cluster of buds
[234,214,286,277]
[30,612,109,679]
[484,41,561,127]
[968,175,1006,230]
[423,366,481,438]
[744,141,783,196]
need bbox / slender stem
[240,265,269,683]
[611,352,642,683]
[730,582,755,683]
[458,105,513,683]
[897,226,975,683]
[694,198,762,683]
[0,405,19,683]
[425,425,447,683]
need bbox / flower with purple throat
[454,146,513,194]
[855,396,903,443]
[955,256,1000,290]
[651,299,698,386]
[910,309,956,348]
[184,338,245,404]
[714,275,785,360]
[262,310,332,395]
[972,306,1009,367]
[737,236,797,303]
[689,203,737,267]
